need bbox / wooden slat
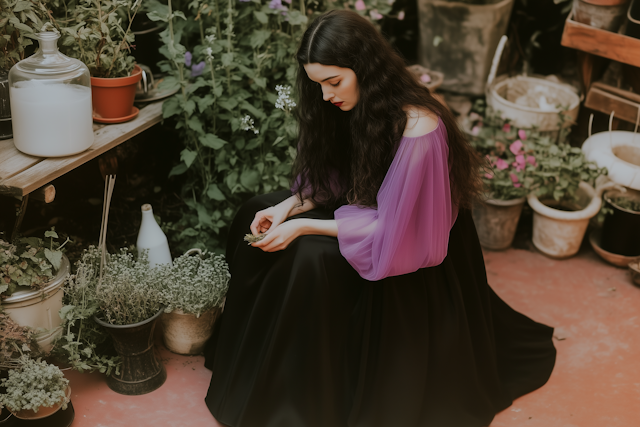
[561,12,640,69]
[0,123,106,181]
[591,81,640,105]
[0,101,163,198]
[585,86,640,124]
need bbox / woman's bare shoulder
[402,106,439,138]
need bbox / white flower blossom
[240,115,259,134]
[204,47,214,61]
[205,34,217,44]
[275,85,296,112]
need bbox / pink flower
[518,129,527,140]
[398,10,405,20]
[355,0,366,11]
[420,73,431,83]
[526,155,537,166]
[502,123,511,133]
[495,158,509,170]
[472,126,481,136]
[510,173,522,188]
[509,140,523,155]
[484,173,494,179]
[513,154,526,171]
[369,9,383,20]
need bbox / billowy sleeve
[334,121,458,281]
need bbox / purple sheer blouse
[334,117,458,281]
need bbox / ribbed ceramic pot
[160,307,221,355]
[472,196,526,250]
[527,182,601,259]
[94,307,166,395]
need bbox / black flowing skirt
[204,190,556,427]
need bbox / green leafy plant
[0,230,69,298]
[607,195,640,212]
[530,137,606,204]
[53,246,120,375]
[0,0,53,71]
[94,248,163,325]
[158,249,229,316]
[148,0,399,253]
[0,356,70,414]
[55,0,141,78]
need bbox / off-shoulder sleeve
[334,119,458,281]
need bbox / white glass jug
[8,32,94,157]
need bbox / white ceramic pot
[2,255,70,353]
[581,130,640,190]
[160,307,221,355]
[472,196,526,250]
[527,182,601,259]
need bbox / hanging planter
[91,65,143,123]
[472,196,526,250]
[94,307,167,395]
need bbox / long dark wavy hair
[292,10,482,209]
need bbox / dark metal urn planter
[93,308,167,395]
[600,189,640,257]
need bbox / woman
[204,10,556,427]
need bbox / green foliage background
[153,0,396,253]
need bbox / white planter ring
[582,111,640,190]
[2,255,70,353]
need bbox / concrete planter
[2,255,70,353]
[160,307,221,355]
[417,0,515,95]
[472,196,526,250]
[528,182,601,259]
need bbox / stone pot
[417,0,515,95]
[527,182,602,259]
[573,0,630,31]
[2,255,70,353]
[472,196,526,250]
[160,307,221,355]
[93,307,166,395]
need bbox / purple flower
[184,51,192,67]
[269,0,283,9]
[191,61,206,77]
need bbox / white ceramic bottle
[137,204,172,268]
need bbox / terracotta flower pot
[12,386,71,420]
[160,308,221,355]
[91,65,142,123]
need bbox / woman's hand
[252,220,306,252]
[250,203,293,235]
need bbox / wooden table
[0,101,163,237]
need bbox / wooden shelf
[561,11,640,69]
[0,101,164,200]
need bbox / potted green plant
[0,356,70,421]
[57,0,143,122]
[1,230,70,353]
[468,108,535,250]
[157,249,229,355]
[86,248,166,395]
[599,189,640,257]
[0,0,52,139]
[527,137,609,259]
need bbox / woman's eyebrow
[321,75,339,82]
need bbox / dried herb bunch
[0,309,39,371]
[0,356,69,413]
[0,230,69,298]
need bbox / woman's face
[303,63,359,111]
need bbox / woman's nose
[322,87,334,102]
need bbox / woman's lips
[333,102,344,107]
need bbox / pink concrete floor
[64,247,640,427]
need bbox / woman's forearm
[298,218,338,237]
[281,194,316,218]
